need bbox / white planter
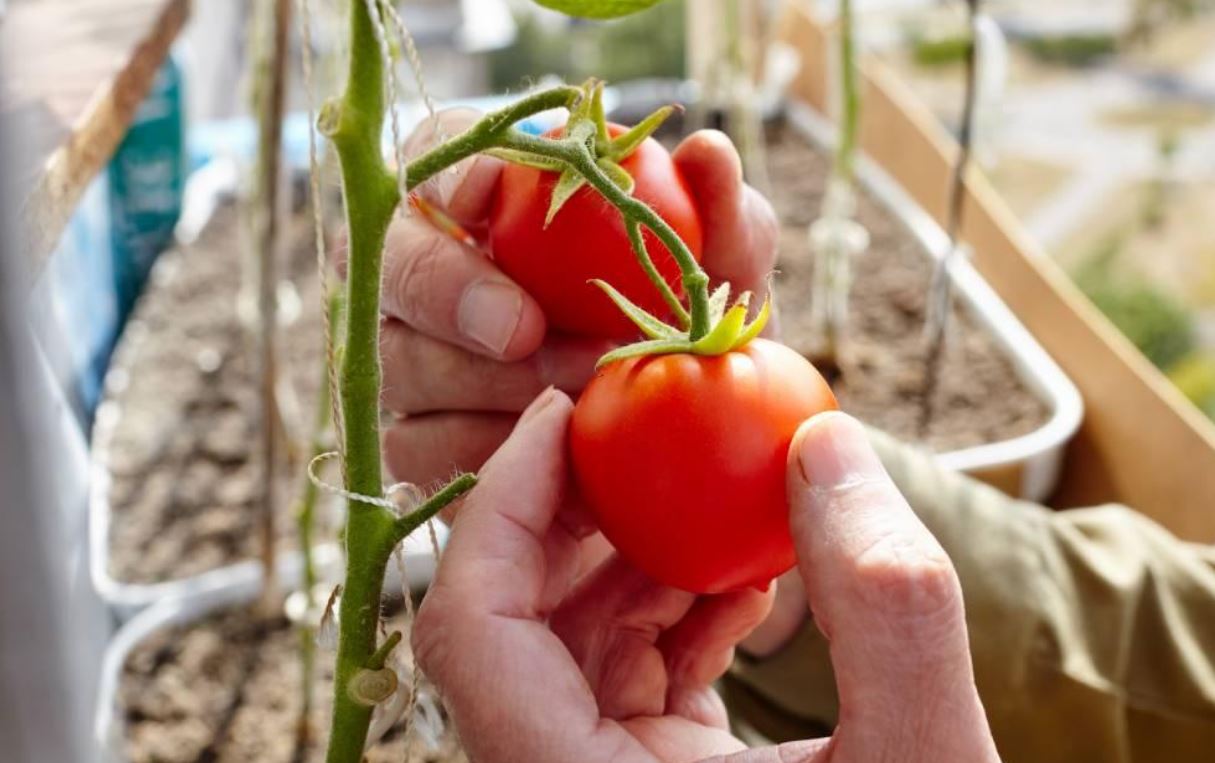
[88,386,446,619]
[94,566,269,761]
[786,102,1083,502]
[93,543,441,761]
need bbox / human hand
[375,108,779,487]
[413,393,1001,763]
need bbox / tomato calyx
[487,79,678,226]
[592,279,771,367]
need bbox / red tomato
[570,339,838,594]
[489,125,704,339]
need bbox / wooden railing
[780,0,1215,542]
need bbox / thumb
[786,412,999,762]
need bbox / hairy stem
[836,0,860,183]
[626,220,690,327]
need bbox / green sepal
[545,169,587,227]
[691,294,751,355]
[607,105,678,161]
[597,158,635,195]
[707,282,731,324]
[592,289,773,368]
[596,338,692,367]
[733,294,771,347]
[590,279,681,340]
[485,147,567,172]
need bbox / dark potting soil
[102,204,330,585]
[763,123,1048,450]
[119,602,466,763]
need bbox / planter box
[89,387,446,618]
[784,102,1082,502]
[94,565,273,761]
[779,0,1215,542]
[94,552,443,761]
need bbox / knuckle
[851,531,962,626]
[387,231,446,325]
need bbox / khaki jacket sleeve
[724,429,1215,763]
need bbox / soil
[102,202,331,585]
[764,123,1048,451]
[119,600,465,763]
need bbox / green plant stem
[625,220,689,326]
[293,297,331,747]
[836,0,859,183]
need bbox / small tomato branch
[499,129,713,340]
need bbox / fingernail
[519,386,558,424]
[795,412,885,489]
[458,280,522,356]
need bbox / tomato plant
[490,123,703,339]
[571,338,838,593]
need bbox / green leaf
[707,282,731,324]
[545,170,587,227]
[597,338,692,368]
[485,147,566,172]
[532,0,666,20]
[597,159,635,195]
[607,105,678,160]
[590,279,681,340]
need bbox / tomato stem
[626,220,691,329]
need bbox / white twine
[297,0,347,479]
[379,0,445,143]
[307,451,420,510]
[361,0,410,217]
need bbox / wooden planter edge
[778,0,1215,542]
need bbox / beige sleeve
[724,429,1215,763]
